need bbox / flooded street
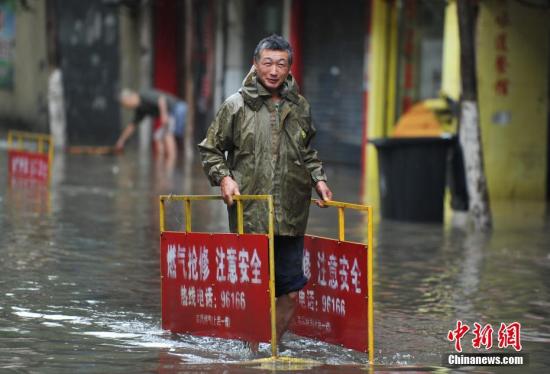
[1,148,550,373]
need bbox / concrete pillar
[214,0,226,110]
[224,0,245,100]
[138,0,153,151]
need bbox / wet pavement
[1,147,549,373]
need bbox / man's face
[254,49,290,93]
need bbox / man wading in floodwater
[198,34,333,352]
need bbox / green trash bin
[370,136,453,223]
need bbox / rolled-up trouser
[153,119,175,141]
[172,101,188,137]
[274,235,308,297]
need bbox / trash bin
[370,136,454,223]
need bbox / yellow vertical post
[185,199,192,232]
[159,197,166,322]
[17,135,23,150]
[48,136,54,186]
[365,0,393,210]
[441,0,461,101]
[237,199,244,234]
[338,207,345,241]
[385,0,399,132]
[367,206,374,365]
[368,0,391,138]
[267,196,277,358]
[159,198,166,233]
[7,132,13,147]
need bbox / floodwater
[1,146,549,373]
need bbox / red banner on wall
[8,150,49,183]
[160,232,271,343]
[290,235,369,352]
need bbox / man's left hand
[314,181,333,208]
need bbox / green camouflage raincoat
[199,67,326,236]
[198,67,327,236]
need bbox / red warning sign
[8,150,49,183]
[290,235,369,352]
[160,232,271,343]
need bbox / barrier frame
[159,194,374,364]
[305,199,374,363]
[7,130,54,184]
[160,194,277,357]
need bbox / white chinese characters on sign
[299,246,365,318]
[181,286,215,308]
[199,246,209,280]
[188,246,198,280]
[295,315,332,333]
[238,249,250,283]
[350,258,362,293]
[166,243,267,316]
[304,247,362,293]
[303,249,311,279]
[167,244,177,279]
[167,245,263,285]
[227,248,238,284]
[196,313,231,328]
[339,256,350,291]
[11,156,48,179]
[217,247,262,284]
[298,289,346,317]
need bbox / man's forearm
[116,123,136,147]
[158,96,169,123]
[198,143,232,186]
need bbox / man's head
[253,34,292,93]
[119,89,140,108]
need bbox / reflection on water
[1,148,549,373]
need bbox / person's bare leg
[164,134,178,163]
[245,340,259,354]
[244,292,298,354]
[276,291,298,344]
[154,139,165,159]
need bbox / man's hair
[119,88,137,102]
[253,34,293,65]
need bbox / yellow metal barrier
[7,130,54,184]
[159,195,374,365]
[160,194,277,358]
[311,199,374,364]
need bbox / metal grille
[56,0,121,145]
[301,0,366,165]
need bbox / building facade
[1,0,548,205]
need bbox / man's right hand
[114,141,124,152]
[220,176,240,206]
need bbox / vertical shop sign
[494,1,510,96]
